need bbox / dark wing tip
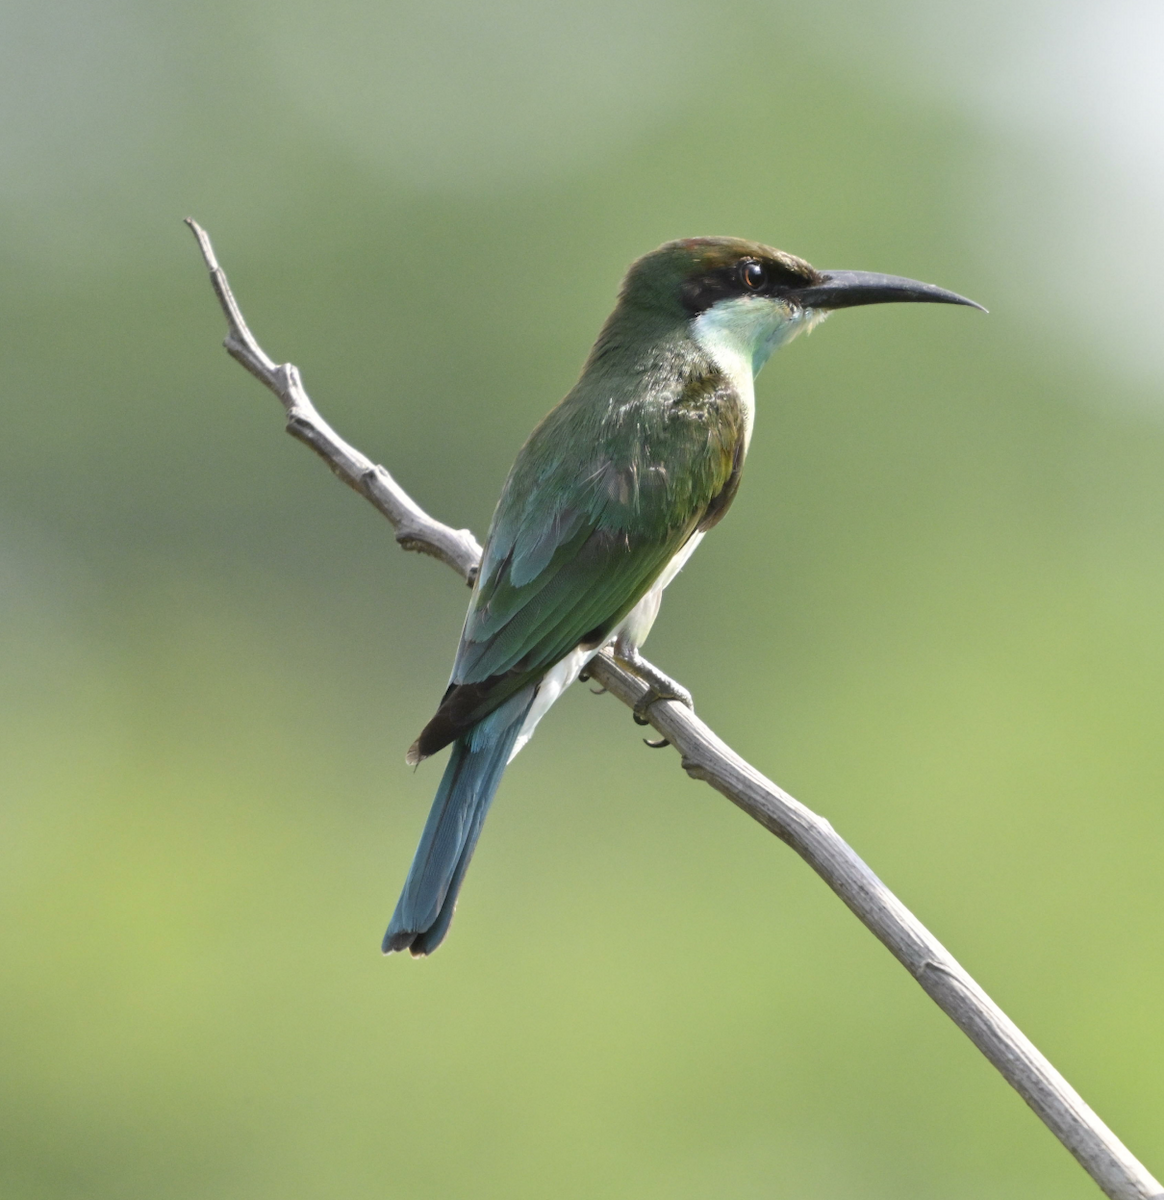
[411,673,535,763]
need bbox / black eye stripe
[679,257,818,315]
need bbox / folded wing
[409,373,744,761]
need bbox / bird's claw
[610,649,693,744]
[578,668,608,695]
[630,679,693,723]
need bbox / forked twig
[186,218,1162,1200]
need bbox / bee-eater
[385,237,981,956]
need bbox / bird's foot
[611,649,694,724]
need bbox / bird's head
[619,237,983,377]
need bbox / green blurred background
[1,1,1162,1196]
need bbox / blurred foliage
[0,1,1162,1197]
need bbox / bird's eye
[741,260,767,290]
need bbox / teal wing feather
[411,358,745,760]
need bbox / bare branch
[185,219,482,582]
[187,218,1163,1200]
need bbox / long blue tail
[384,687,535,956]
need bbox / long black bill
[794,270,986,313]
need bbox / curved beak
[793,270,986,313]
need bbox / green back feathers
[460,329,744,682]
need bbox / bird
[384,237,982,956]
